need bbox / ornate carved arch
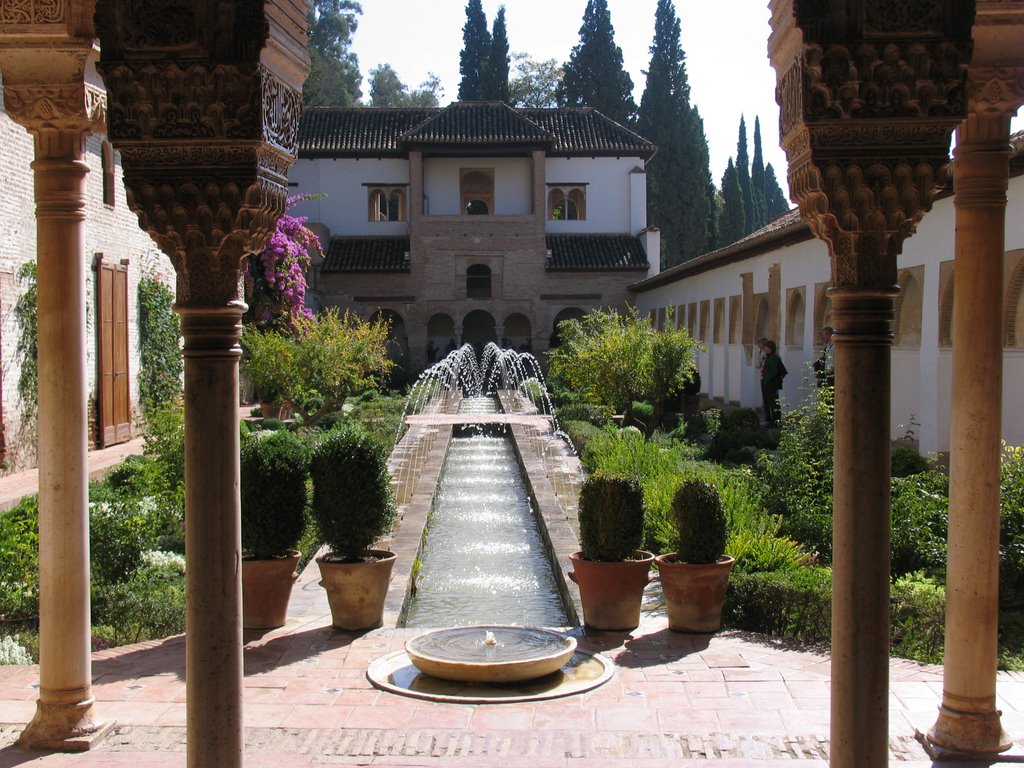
[894,267,925,347]
[1006,249,1024,348]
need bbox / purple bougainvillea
[246,196,320,330]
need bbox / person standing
[761,340,787,427]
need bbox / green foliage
[0,496,39,619]
[89,496,161,584]
[304,0,363,106]
[458,0,491,100]
[509,54,562,108]
[241,327,297,404]
[735,116,755,237]
[91,551,185,646]
[561,420,612,463]
[756,387,835,562]
[891,446,930,477]
[999,610,1024,671]
[555,402,612,426]
[14,262,38,430]
[260,417,287,432]
[481,6,510,102]
[1001,444,1024,604]
[310,424,396,561]
[557,0,636,125]
[671,478,727,564]
[890,471,948,576]
[142,399,186,521]
[578,472,645,561]
[723,567,833,642]
[727,514,809,574]
[368,64,441,107]
[241,430,310,559]
[890,572,946,664]
[137,276,181,420]
[630,400,654,429]
[724,408,761,431]
[0,635,33,665]
[718,158,745,247]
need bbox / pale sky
[350,0,1022,199]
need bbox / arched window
[367,186,405,221]
[466,264,491,299]
[547,185,587,220]
[894,270,923,347]
[786,289,805,348]
[461,169,493,215]
[728,296,741,344]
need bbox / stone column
[95,3,309,766]
[0,8,110,748]
[928,7,1024,753]
[767,2,973,765]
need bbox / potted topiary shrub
[655,478,735,632]
[310,424,398,630]
[240,429,310,629]
[568,471,654,631]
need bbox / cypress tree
[458,0,490,101]
[750,116,767,230]
[763,163,791,219]
[557,0,636,126]
[719,158,745,247]
[735,116,755,235]
[481,6,510,102]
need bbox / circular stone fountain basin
[405,625,577,683]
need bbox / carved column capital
[768,0,974,290]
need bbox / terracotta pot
[317,549,396,631]
[568,550,654,631]
[260,401,291,420]
[655,554,735,633]
[242,551,300,629]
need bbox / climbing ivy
[137,276,182,420]
[13,262,38,429]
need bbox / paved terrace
[1,406,1023,765]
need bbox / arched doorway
[462,309,496,355]
[370,308,408,366]
[427,313,456,362]
[504,312,532,352]
[549,307,586,348]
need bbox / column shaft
[829,290,895,768]
[18,130,108,750]
[928,136,1012,754]
[180,308,245,768]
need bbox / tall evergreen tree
[557,0,636,126]
[763,163,791,219]
[304,0,363,107]
[481,6,510,102]
[750,116,767,230]
[735,116,755,235]
[458,0,491,101]
[719,158,745,247]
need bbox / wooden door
[97,255,131,447]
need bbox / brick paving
[2,409,1023,765]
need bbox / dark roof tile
[521,108,655,158]
[299,109,436,157]
[322,237,411,272]
[546,234,649,271]
[401,102,553,146]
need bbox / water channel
[401,395,571,628]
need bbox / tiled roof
[520,108,655,159]
[322,237,411,272]
[298,109,436,157]
[297,104,655,159]
[546,234,649,271]
[401,102,554,147]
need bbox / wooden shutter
[97,255,132,447]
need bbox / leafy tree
[750,116,768,231]
[304,0,363,107]
[369,65,443,107]
[637,0,713,267]
[763,162,791,220]
[508,54,562,108]
[458,0,491,101]
[736,116,755,236]
[137,276,182,421]
[557,0,636,126]
[481,6,510,102]
[718,158,745,247]
[548,308,698,434]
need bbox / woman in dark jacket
[760,340,787,427]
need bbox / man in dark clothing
[760,340,787,427]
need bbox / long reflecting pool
[402,398,570,628]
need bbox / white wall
[544,157,639,234]
[288,158,410,236]
[422,157,532,216]
[632,172,1024,456]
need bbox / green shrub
[348,393,407,452]
[723,567,833,642]
[671,479,727,564]
[630,400,655,429]
[891,446,930,477]
[91,551,186,646]
[142,399,185,508]
[727,515,809,574]
[137,275,182,421]
[310,424,396,561]
[89,496,161,584]
[578,472,645,561]
[556,402,613,426]
[241,430,310,559]
[1001,445,1024,605]
[890,572,946,664]
[890,471,948,576]
[0,496,39,619]
[724,408,761,432]
[260,417,287,432]
[756,388,834,562]
[316,410,348,431]
[999,610,1024,671]
[0,636,32,665]
[562,420,612,464]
